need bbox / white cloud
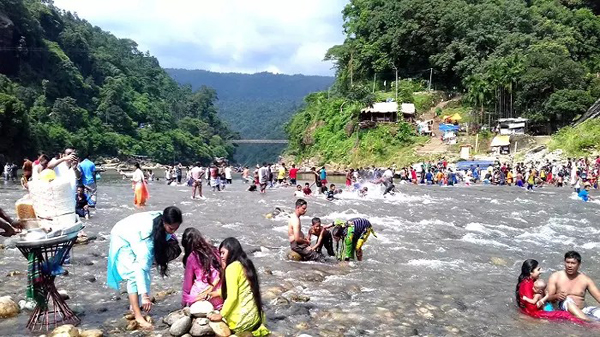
[53,0,347,75]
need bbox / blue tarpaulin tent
[456,160,494,171]
[439,123,460,132]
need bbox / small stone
[208,321,231,337]
[0,243,5,249]
[0,296,20,318]
[262,268,273,275]
[189,300,214,318]
[79,329,104,337]
[287,251,302,261]
[144,315,153,324]
[169,316,192,336]
[274,297,289,306]
[50,324,80,337]
[295,321,309,330]
[58,289,70,300]
[87,276,97,283]
[189,318,213,336]
[290,294,310,303]
[417,307,433,319]
[18,299,36,311]
[6,270,23,277]
[126,320,138,331]
[490,257,508,266]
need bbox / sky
[53,0,348,76]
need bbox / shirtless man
[545,251,600,321]
[287,199,321,261]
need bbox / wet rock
[0,243,4,249]
[155,288,177,301]
[274,297,289,306]
[110,295,121,301]
[189,318,212,336]
[190,300,214,318]
[96,307,108,313]
[6,270,23,277]
[262,267,273,275]
[287,251,302,261]
[50,324,80,336]
[76,235,97,245]
[490,257,508,266]
[0,296,20,318]
[208,321,231,336]
[169,316,192,336]
[79,329,104,337]
[126,320,138,331]
[58,289,70,300]
[87,276,97,283]
[417,307,433,319]
[454,299,468,311]
[295,321,310,330]
[300,272,325,283]
[265,213,273,219]
[182,334,192,337]
[290,294,310,303]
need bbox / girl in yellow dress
[207,237,269,336]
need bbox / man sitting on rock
[287,199,322,261]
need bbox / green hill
[0,0,235,164]
[166,69,334,164]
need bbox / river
[0,175,598,336]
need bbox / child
[294,185,304,197]
[326,184,336,201]
[521,279,552,311]
[302,183,312,196]
[181,228,223,309]
[76,186,90,219]
[307,217,334,257]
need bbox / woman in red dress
[516,259,583,323]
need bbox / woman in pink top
[181,228,224,309]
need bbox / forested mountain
[324,0,600,132]
[166,69,333,164]
[0,0,236,164]
[286,0,600,166]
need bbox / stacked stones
[163,301,232,337]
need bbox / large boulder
[0,296,20,318]
[189,318,213,336]
[50,324,80,337]
[189,301,214,318]
[169,316,192,336]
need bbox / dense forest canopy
[325,0,600,131]
[0,0,236,164]
[167,69,333,164]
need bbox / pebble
[295,322,310,330]
[208,320,231,337]
[290,294,310,303]
[154,288,176,301]
[417,307,434,319]
[87,276,97,283]
[58,289,70,300]
[169,316,192,336]
[49,324,79,336]
[0,296,20,318]
[189,318,213,336]
[189,300,214,318]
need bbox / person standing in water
[332,218,376,261]
[107,206,183,329]
[287,199,321,261]
[207,237,270,336]
[190,162,204,200]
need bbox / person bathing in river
[521,278,552,311]
[307,217,335,257]
[331,218,376,261]
[546,251,600,321]
[107,207,182,329]
[75,186,90,220]
[294,185,304,198]
[302,182,312,196]
[288,199,321,261]
[181,228,223,309]
[207,238,270,336]
[516,259,583,323]
[326,184,336,201]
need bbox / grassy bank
[549,119,600,157]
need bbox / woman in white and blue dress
[107,206,182,329]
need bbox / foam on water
[406,259,463,270]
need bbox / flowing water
[0,174,599,336]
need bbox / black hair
[564,251,581,264]
[295,199,307,208]
[134,162,141,169]
[304,182,309,186]
[515,259,538,308]
[152,206,183,277]
[219,237,263,317]
[311,217,321,225]
[182,228,221,283]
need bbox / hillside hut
[360,102,398,123]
